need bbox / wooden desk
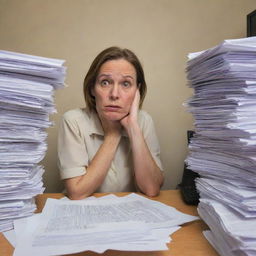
[0,190,219,256]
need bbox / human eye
[122,80,132,88]
[100,79,110,87]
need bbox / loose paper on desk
[13,193,198,256]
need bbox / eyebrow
[97,74,135,80]
[97,74,111,79]
[123,75,135,80]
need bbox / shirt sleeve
[57,112,88,179]
[139,111,164,171]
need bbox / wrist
[104,132,121,143]
[126,122,141,138]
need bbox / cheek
[94,91,105,106]
[124,92,136,109]
[126,96,134,105]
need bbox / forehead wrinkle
[97,73,135,80]
[97,74,112,78]
[98,59,137,80]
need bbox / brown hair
[83,46,147,111]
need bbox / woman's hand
[120,89,163,197]
[120,89,140,131]
[65,112,123,200]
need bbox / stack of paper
[185,37,256,256]
[5,193,198,255]
[0,50,66,232]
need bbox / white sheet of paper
[13,194,197,255]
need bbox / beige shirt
[58,108,163,193]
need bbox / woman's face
[93,59,137,121]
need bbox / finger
[131,89,140,111]
[135,89,140,104]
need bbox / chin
[104,112,127,121]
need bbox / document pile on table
[185,37,256,256]
[0,50,66,232]
[4,193,198,255]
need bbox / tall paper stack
[0,50,66,232]
[185,37,256,256]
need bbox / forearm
[65,134,121,199]
[127,124,164,197]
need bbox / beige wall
[0,0,255,192]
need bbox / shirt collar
[86,108,128,137]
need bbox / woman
[58,47,164,199]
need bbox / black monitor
[247,10,256,37]
[178,130,200,205]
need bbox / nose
[109,84,119,100]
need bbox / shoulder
[138,110,154,124]
[62,108,91,123]
[60,108,94,132]
[138,110,155,132]
[63,108,86,119]
[60,108,102,136]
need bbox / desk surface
[0,190,219,256]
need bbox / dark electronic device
[247,10,256,37]
[178,131,200,205]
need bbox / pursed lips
[104,105,122,111]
